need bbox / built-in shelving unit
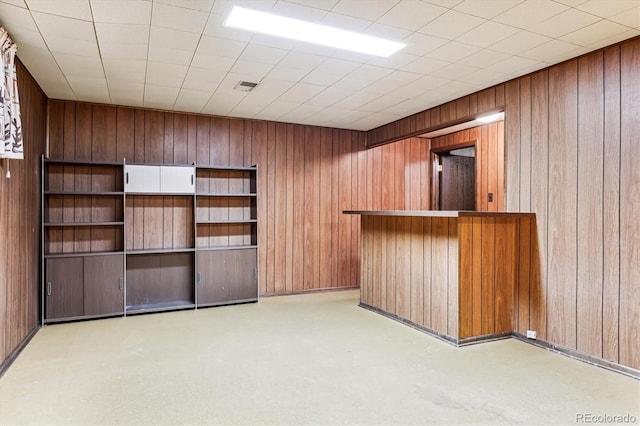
[41,156,258,324]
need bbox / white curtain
[0,27,22,159]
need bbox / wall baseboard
[260,286,360,298]
[0,326,40,379]
[359,303,639,380]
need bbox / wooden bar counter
[344,210,535,346]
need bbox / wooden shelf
[196,192,257,197]
[44,251,125,259]
[126,248,195,255]
[196,245,257,251]
[126,301,195,314]
[196,220,257,224]
[195,165,256,171]
[45,158,123,166]
[45,191,124,196]
[44,221,124,227]
[125,193,195,197]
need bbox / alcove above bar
[344,210,536,346]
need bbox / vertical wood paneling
[284,124,295,292]
[304,126,320,289]
[602,46,621,363]
[273,123,286,293]
[447,218,458,337]
[265,122,276,293]
[518,217,531,335]
[144,111,163,164]
[619,39,640,370]
[431,217,448,334]
[458,217,472,338]
[251,121,268,294]
[504,80,520,212]
[116,107,134,162]
[292,125,305,291]
[576,52,604,356]
[395,217,410,319]
[547,61,578,349]
[410,217,424,325]
[319,128,332,288]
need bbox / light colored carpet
[1,290,638,425]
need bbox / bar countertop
[343,210,534,217]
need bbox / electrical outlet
[526,330,537,339]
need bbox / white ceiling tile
[378,1,446,31]
[314,58,362,76]
[587,28,640,50]
[374,70,422,88]
[400,55,450,73]
[271,0,328,21]
[279,83,325,103]
[301,70,342,86]
[249,33,298,50]
[43,85,77,100]
[520,39,582,62]
[411,75,449,90]
[6,27,46,50]
[279,51,326,70]
[54,52,104,77]
[90,0,151,24]
[418,10,484,39]
[145,61,188,87]
[259,99,299,119]
[364,22,412,40]
[182,67,225,91]
[457,49,510,69]
[320,11,372,31]
[190,53,235,71]
[44,35,100,57]
[429,62,479,79]
[196,35,247,59]
[239,44,289,65]
[144,84,179,109]
[400,32,448,56]
[427,41,482,62]
[366,51,419,69]
[331,0,398,21]
[108,81,144,106]
[489,30,551,55]
[279,103,324,121]
[231,97,272,118]
[553,0,588,6]
[26,0,92,20]
[456,21,520,48]
[154,0,214,13]
[457,68,509,85]
[453,0,523,19]
[231,59,275,79]
[267,64,310,82]
[151,2,209,33]
[285,0,339,12]
[305,87,349,107]
[0,0,26,7]
[202,88,246,115]
[546,45,590,64]
[347,64,393,82]
[561,19,632,46]
[95,23,150,45]
[218,72,262,91]
[422,0,464,8]
[148,45,194,66]
[291,43,337,58]
[529,8,601,38]
[103,59,146,80]
[486,55,541,74]
[333,90,380,109]
[149,26,200,51]
[576,0,639,18]
[67,76,110,102]
[173,89,212,112]
[100,42,148,60]
[0,2,38,32]
[331,74,373,91]
[493,0,568,28]
[31,11,95,40]
[608,8,640,28]
[254,78,295,97]
[211,0,276,15]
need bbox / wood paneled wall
[0,60,47,369]
[47,102,372,296]
[429,122,504,211]
[366,37,640,371]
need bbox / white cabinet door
[160,166,195,194]
[125,165,160,193]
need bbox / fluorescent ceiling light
[225,6,406,57]
[476,112,503,123]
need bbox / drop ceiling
[0,0,638,131]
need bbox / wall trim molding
[0,326,39,379]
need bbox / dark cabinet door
[196,249,257,305]
[46,257,84,319]
[84,254,124,316]
[228,248,257,301]
[196,251,230,305]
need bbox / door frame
[430,139,478,210]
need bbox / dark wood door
[440,155,475,210]
[46,257,84,319]
[84,254,124,316]
[196,250,230,304]
[228,248,257,301]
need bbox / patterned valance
[0,27,22,159]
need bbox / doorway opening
[432,143,476,211]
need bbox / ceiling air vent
[234,81,258,92]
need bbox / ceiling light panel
[224,6,406,57]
